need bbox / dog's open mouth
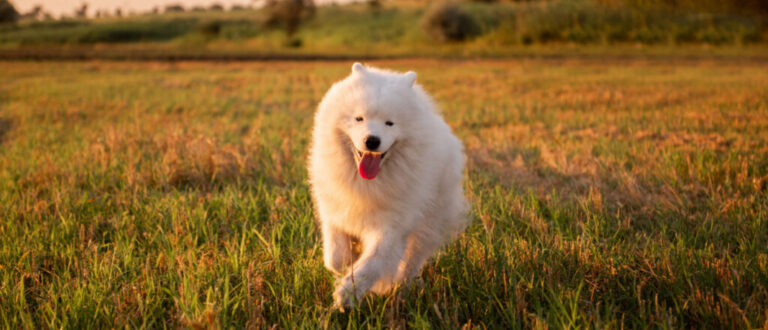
[353,149,387,180]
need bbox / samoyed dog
[308,63,469,309]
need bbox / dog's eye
[385,121,394,126]
[355,116,364,122]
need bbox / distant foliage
[0,0,19,24]
[0,0,764,47]
[614,0,768,16]
[164,4,185,13]
[0,18,198,44]
[261,0,316,37]
[74,19,196,43]
[421,2,480,42]
[481,0,765,45]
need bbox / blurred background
[1,0,766,59]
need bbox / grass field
[1,58,767,328]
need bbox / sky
[11,0,349,17]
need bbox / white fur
[308,63,469,309]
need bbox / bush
[197,20,222,36]
[0,0,19,24]
[421,2,480,42]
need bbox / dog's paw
[332,284,356,312]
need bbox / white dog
[308,63,469,309]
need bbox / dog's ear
[352,62,366,74]
[404,71,417,87]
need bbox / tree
[74,3,88,18]
[0,0,19,24]
[20,5,43,20]
[261,0,316,38]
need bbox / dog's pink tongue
[359,153,382,179]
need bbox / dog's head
[318,62,427,180]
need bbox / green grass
[0,59,767,328]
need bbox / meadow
[0,58,767,328]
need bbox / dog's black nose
[364,136,381,151]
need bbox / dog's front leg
[333,230,406,310]
[322,222,356,276]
